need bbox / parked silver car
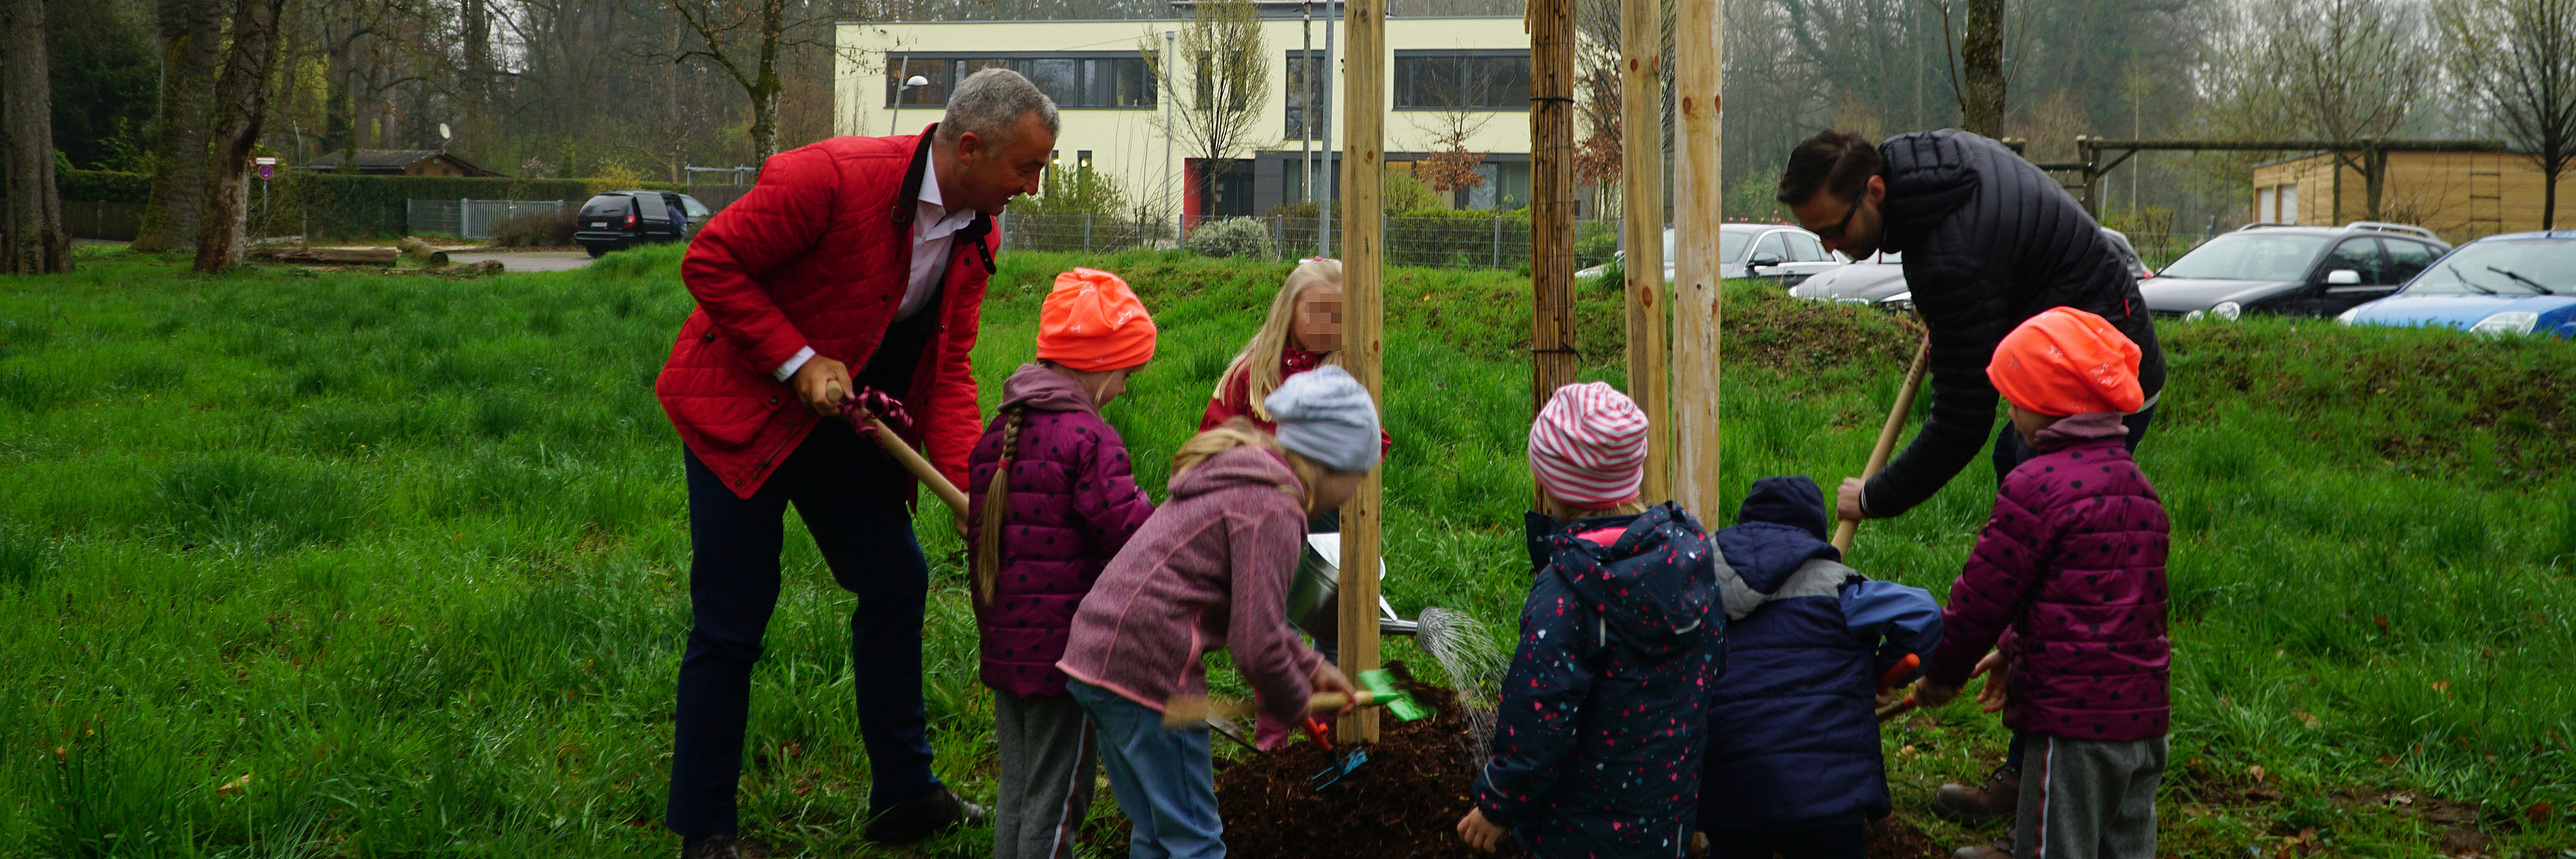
[1790,228,2151,311]
[1576,223,1845,286]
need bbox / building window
[1394,51,1530,111]
[1285,51,1332,139]
[887,53,1157,109]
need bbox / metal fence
[405,198,577,240]
[63,199,145,241]
[999,213,1172,254]
[999,212,1621,271]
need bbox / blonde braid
[974,407,1026,606]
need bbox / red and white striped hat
[1527,381,1650,509]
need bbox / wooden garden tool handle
[1874,695,1919,722]
[1159,690,1378,730]
[829,381,969,517]
[1831,337,1933,554]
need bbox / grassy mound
[0,244,2568,857]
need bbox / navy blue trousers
[669,422,941,837]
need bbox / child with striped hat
[1457,382,1725,858]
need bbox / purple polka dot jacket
[1473,503,1722,859]
[964,363,1156,698]
[1922,411,2172,741]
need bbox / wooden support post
[1670,0,1723,515]
[1528,0,1579,427]
[1619,0,1668,503]
[1336,0,1386,745]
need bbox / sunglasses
[1814,198,1861,244]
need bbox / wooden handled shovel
[1831,337,1933,555]
[1160,691,1379,730]
[829,381,969,517]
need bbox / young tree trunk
[2,0,70,274]
[749,0,783,160]
[1960,0,2007,137]
[129,0,227,253]
[191,0,286,272]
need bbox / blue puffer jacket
[1698,477,1943,833]
[1473,503,1722,859]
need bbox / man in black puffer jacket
[1777,131,2166,849]
[1777,129,2165,524]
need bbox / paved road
[448,250,594,272]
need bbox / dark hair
[1776,131,1882,206]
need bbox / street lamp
[889,75,931,136]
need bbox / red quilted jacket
[656,130,995,499]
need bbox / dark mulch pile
[1092,660,1945,859]
[1211,661,1495,859]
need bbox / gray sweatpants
[2014,734,2166,859]
[994,692,1098,859]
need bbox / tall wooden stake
[1619,0,1667,502]
[1528,0,1579,429]
[1336,0,1385,745]
[1671,0,1723,514]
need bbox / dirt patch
[1866,815,1944,859]
[1210,661,1494,859]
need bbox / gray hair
[938,69,1060,147]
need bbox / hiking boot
[680,833,742,859]
[1950,838,2014,859]
[864,785,989,845]
[1935,765,2021,822]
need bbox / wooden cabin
[2251,150,2573,241]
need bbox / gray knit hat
[1263,365,1382,474]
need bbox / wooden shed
[2251,150,2572,241]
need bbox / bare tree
[1959,0,2006,136]
[193,0,289,271]
[2440,0,2576,228]
[3,0,71,274]
[130,0,230,252]
[1142,0,1268,213]
[665,0,791,161]
[1411,107,1494,205]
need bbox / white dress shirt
[774,161,979,381]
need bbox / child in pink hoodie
[1057,365,1380,859]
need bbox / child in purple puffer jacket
[965,269,1159,859]
[1912,308,2172,859]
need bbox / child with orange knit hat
[965,268,1159,859]
[1910,307,2172,859]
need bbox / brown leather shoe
[680,833,741,859]
[1950,838,2014,859]
[864,785,989,845]
[1935,765,2021,822]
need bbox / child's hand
[1456,807,1509,853]
[1310,662,1358,716]
[1971,649,2011,713]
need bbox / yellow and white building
[834,3,1542,221]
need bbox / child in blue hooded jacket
[1698,476,1943,859]
[1458,382,1723,859]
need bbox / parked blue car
[2340,230,2576,338]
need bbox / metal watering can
[1285,533,1419,642]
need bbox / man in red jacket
[654,68,1057,859]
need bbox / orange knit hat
[1036,268,1157,372]
[1986,307,2146,417]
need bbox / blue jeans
[1067,679,1224,859]
[667,423,941,837]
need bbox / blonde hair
[972,406,1029,606]
[1217,259,1347,422]
[1171,418,1328,511]
[1539,488,1649,523]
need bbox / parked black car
[575,191,712,258]
[2139,222,2448,320]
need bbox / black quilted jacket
[1863,130,2166,519]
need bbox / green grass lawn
[3,243,2573,857]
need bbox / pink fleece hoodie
[1056,444,1325,721]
